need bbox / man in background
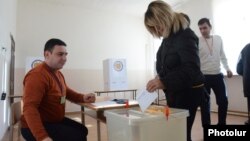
[198,18,233,125]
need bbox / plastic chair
[10,101,23,141]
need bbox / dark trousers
[21,117,88,141]
[200,88,211,126]
[165,86,205,141]
[201,73,228,125]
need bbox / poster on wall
[25,56,44,73]
[103,58,128,91]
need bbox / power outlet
[1,92,6,100]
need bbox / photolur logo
[208,129,247,136]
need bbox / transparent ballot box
[104,106,189,141]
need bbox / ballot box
[104,106,189,141]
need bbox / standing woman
[145,1,205,141]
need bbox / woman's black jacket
[156,28,204,93]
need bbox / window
[212,0,250,74]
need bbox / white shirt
[198,35,230,74]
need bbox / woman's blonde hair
[144,0,189,38]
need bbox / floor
[2,109,247,141]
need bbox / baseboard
[197,108,248,117]
[223,110,248,117]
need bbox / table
[94,89,137,100]
[77,99,139,141]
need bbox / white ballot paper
[92,101,117,107]
[136,89,158,112]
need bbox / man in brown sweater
[20,38,96,141]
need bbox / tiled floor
[2,110,248,141]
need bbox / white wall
[0,0,17,139]
[175,0,213,35]
[178,0,248,113]
[221,76,246,113]
[15,0,151,111]
[212,0,250,75]
[0,0,246,139]
[15,0,249,113]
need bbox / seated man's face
[45,45,68,70]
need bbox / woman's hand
[146,78,165,92]
[42,137,53,141]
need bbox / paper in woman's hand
[136,89,158,112]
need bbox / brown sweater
[20,62,84,141]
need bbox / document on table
[92,101,117,107]
[136,89,158,112]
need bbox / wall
[212,0,250,75]
[175,0,213,35]
[15,0,151,112]
[0,0,17,139]
[219,76,247,113]
[14,0,248,114]
[178,0,248,113]
[0,0,246,139]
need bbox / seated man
[20,38,96,141]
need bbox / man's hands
[227,70,233,78]
[83,93,96,103]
